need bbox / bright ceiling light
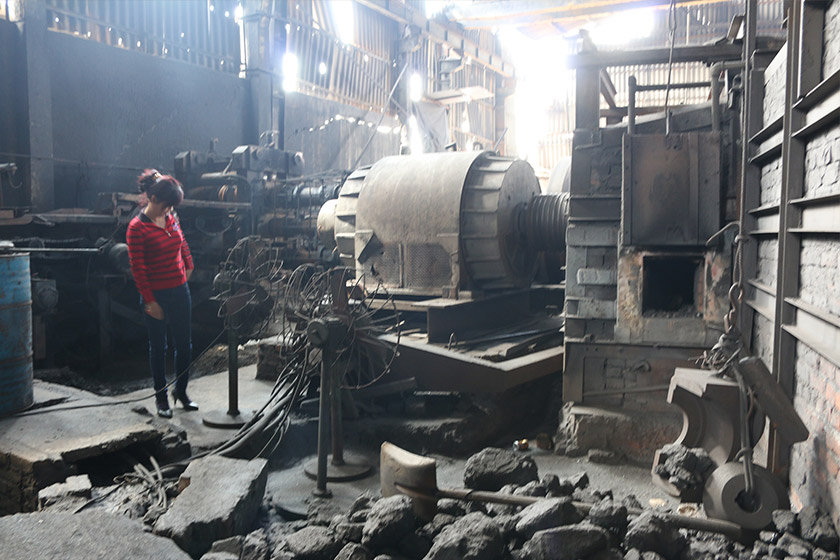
[234,4,244,21]
[409,115,424,155]
[331,1,354,44]
[588,8,655,46]
[282,53,298,92]
[318,62,327,75]
[409,73,423,102]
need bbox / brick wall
[751,44,786,373]
[824,0,840,76]
[799,240,840,316]
[803,126,840,198]
[756,239,779,290]
[787,0,840,526]
[760,161,783,205]
[763,45,787,125]
[790,343,840,519]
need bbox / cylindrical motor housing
[318,151,567,295]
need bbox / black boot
[156,393,173,418]
[173,390,198,411]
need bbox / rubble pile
[32,446,840,560]
[260,447,840,560]
[258,448,708,560]
[747,506,840,560]
[653,443,716,495]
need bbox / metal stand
[312,339,334,497]
[203,327,253,429]
[305,317,373,498]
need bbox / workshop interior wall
[0,20,29,208]
[785,0,840,523]
[46,31,251,209]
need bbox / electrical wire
[350,62,409,171]
[0,150,169,175]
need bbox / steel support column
[770,0,807,478]
[19,0,54,211]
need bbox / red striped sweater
[126,212,194,304]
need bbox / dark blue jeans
[142,283,192,403]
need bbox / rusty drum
[0,253,34,416]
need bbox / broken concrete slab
[520,524,611,560]
[37,473,92,511]
[514,497,582,539]
[282,525,344,559]
[799,505,840,551]
[361,495,417,550]
[0,510,191,559]
[425,512,505,560]
[0,381,162,515]
[203,529,271,560]
[463,447,539,491]
[623,512,686,560]
[154,455,269,558]
[335,542,373,560]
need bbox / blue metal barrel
[0,254,34,416]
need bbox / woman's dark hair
[137,168,184,207]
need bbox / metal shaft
[314,346,333,497]
[330,363,345,466]
[227,327,240,416]
[396,483,742,539]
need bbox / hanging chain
[699,222,756,498]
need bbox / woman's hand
[186,268,193,281]
[144,301,164,320]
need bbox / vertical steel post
[313,344,333,497]
[628,76,637,134]
[330,365,344,466]
[227,327,240,416]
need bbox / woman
[126,169,198,418]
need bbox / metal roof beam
[450,0,733,29]
[567,38,785,69]
[355,0,515,77]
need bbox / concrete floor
[2,364,677,519]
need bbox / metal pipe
[227,327,240,416]
[0,247,100,253]
[583,384,671,398]
[635,81,711,91]
[710,61,743,132]
[198,172,250,188]
[313,345,333,497]
[628,76,637,134]
[330,365,344,466]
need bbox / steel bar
[313,345,333,497]
[227,328,240,416]
[628,76,637,134]
[567,41,783,69]
[330,360,344,466]
[0,247,100,253]
[394,483,743,538]
[635,81,711,91]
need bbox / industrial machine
[317,151,568,296]
[312,150,569,393]
[0,143,340,371]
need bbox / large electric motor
[317,151,568,295]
